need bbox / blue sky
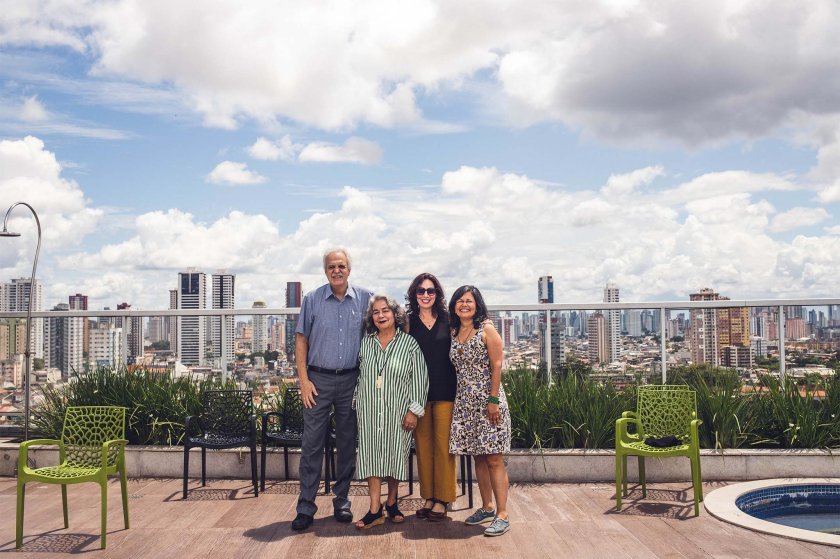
[1,1,839,311]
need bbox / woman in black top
[406,272,457,521]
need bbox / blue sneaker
[464,507,496,525]
[483,516,510,537]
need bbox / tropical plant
[32,365,235,445]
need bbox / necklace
[457,325,475,345]
[420,312,435,329]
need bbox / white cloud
[600,165,664,197]
[42,162,840,309]
[5,1,840,150]
[206,161,266,185]
[0,136,102,260]
[20,95,48,121]
[299,137,383,165]
[769,207,831,233]
[247,136,298,161]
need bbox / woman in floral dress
[448,285,511,537]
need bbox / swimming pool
[704,478,840,547]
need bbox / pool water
[769,513,840,534]
[736,484,840,535]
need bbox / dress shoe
[334,508,353,523]
[291,513,314,531]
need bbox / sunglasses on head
[415,287,437,296]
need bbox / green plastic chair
[615,385,703,516]
[16,406,129,549]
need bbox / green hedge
[31,364,840,449]
[506,365,840,450]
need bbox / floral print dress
[448,323,511,455]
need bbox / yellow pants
[414,400,457,503]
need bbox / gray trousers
[297,369,358,516]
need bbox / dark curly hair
[448,285,489,335]
[406,272,449,322]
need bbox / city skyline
[2,2,840,310]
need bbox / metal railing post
[545,309,552,381]
[778,305,786,388]
[121,315,128,366]
[221,313,228,383]
[660,307,667,384]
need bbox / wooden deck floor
[2,477,839,558]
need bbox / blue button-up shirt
[295,283,373,370]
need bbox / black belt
[308,365,359,375]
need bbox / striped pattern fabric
[356,329,429,480]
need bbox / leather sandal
[427,500,448,522]
[385,500,405,523]
[416,500,434,519]
[355,504,385,530]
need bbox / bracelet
[487,395,500,405]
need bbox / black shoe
[292,513,314,531]
[334,507,353,523]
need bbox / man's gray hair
[323,247,352,270]
[364,295,407,334]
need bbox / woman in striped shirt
[354,295,429,529]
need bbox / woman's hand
[402,411,418,431]
[487,403,500,425]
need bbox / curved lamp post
[1,202,41,441]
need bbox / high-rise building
[550,325,566,368]
[168,289,178,354]
[537,276,554,304]
[603,283,620,362]
[500,316,516,348]
[252,301,268,353]
[0,282,8,312]
[269,320,285,353]
[177,269,206,366]
[689,288,751,367]
[89,323,122,368]
[6,278,44,364]
[785,317,807,340]
[116,302,144,362]
[286,282,302,308]
[148,316,164,344]
[689,288,720,365]
[721,345,754,369]
[45,303,84,378]
[626,310,643,337]
[211,271,235,363]
[69,293,89,356]
[587,312,608,365]
[717,306,750,348]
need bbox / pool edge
[704,478,840,548]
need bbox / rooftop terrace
[2,477,839,558]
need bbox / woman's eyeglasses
[415,287,437,296]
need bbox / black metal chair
[407,437,474,508]
[183,390,258,499]
[261,387,334,493]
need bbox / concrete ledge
[1,443,838,482]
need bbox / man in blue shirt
[292,248,373,531]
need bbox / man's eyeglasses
[415,287,438,296]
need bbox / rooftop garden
[27,364,840,450]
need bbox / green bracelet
[487,395,500,405]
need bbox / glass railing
[3,297,838,443]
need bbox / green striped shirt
[356,329,428,480]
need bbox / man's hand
[300,378,318,409]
